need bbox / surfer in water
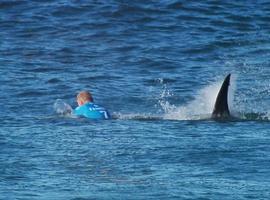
[73,91,110,120]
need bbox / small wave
[0,1,26,9]
[47,78,62,84]
[144,78,177,86]
[23,66,63,73]
[17,90,48,97]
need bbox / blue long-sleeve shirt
[73,102,110,120]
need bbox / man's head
[77,91,93,106]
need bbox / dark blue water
[1,1,270,199]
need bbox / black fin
[212,74,231,119]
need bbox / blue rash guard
[73,102,110,120]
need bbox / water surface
[1,1,270,199]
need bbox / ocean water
[1,0,270,199]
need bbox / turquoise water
[1,1,270,199]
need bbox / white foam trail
[162,75,237,120]
[112,111,163,120]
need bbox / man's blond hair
[77,91,93,103]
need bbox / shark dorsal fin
[212,74,231,119]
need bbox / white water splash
[161,75,237,120]
[53,99,73,116]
